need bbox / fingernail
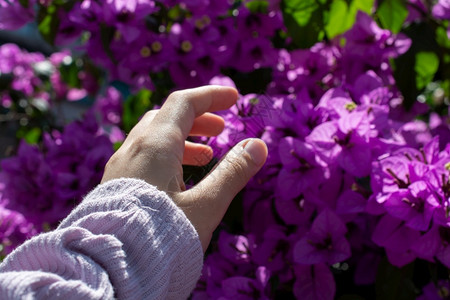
[244,139,267,166]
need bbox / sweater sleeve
[0,178,204,299]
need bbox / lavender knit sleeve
[0,178,204,299]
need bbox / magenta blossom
[294,209,351,265]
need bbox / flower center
[151,41,162,53]
[181,41,193,52]
[345,102,357,112]
[195,15,211,30]
[385,168,410,189]
[140,46,151,57]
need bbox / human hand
[101,86,268,251]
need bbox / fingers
[189,113,225,136]
[152,86,238,139]
[183,141,213,166]
[180,138,268,232]
[132,110,225,138]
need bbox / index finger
[151,85,238,139]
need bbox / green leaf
[122,89,152,132]
[415,52,439,90]
[325,0,348,38]
[346,0,374,29]
[25,128,42,144]
[17,127,42,144]
[283,0,319,26]
[59,59,82,88]
[245,0,269,13]
[113,141,123,151]
[37,5,59,45]
[435,22,450,49]
[392,22,440,109]
[377,0,409,33]
[18,0,29,8]
[281,0,326,48]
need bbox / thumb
[181,138,268,232]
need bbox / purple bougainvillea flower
[231,37,277,73]
[436,227,450,268]
[251,225,289,273]
[182,0,230,17]
[0,0,35,30]
[432,0,450,38]
[94,86,123,125]
[218,231,253,264]
[430,112,450,151]
[207,18,238,65]
[417,280,450,300]
[271,48,331,96]
[275,192,315,226]
[123,32,174,73]
[69,0,104,31]
[277,137,329,201]
[103,0,158,44]
[221,267,271,300]
[316,88,356,119]
[235,7,283,39]
[336,190,367,215]
[208,75,237,89]
[0,113,115,230]
[54,11,83,46]
[243,193,278,239]
[371,155,411,199]
[383,181,439,231]
[0,141,58,227]
[432,0,450,19]
[406,0,428,24]
[169,53,220,88]
[195,252,236,298]
[372,214,420,267]
[293,263,335,300]
[307,111,373,177]
[0,205,36,254]
[269,90,323,139]
[344,11,411,64]
[411,226,441,262]
[169,22,207,61]
[0,43,22,73]
[294,209,351,265]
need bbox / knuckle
[143,110,155,120]
[167,90,185,105]
[130,135,151,155]
[168,90,182,99]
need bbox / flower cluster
[369,136,450,267]
[0,111,115,255]
[4,0,283,90]
[192,11,450,299]
[0,112,114,225]
[0,43,88,112]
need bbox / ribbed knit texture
[0,178,203,299]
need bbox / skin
[101,85,268,251]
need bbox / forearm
[0,178,203,299]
